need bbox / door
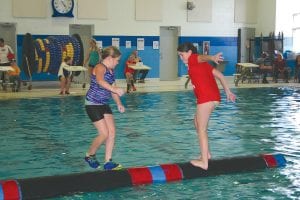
[238,28,255,63]
[69,24,94,83]
[159,26,180,81]
[0,23,17,56]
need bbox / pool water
[0,87,299,199]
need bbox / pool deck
[0,76,299,99]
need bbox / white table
[129,63,151,82]
[235,63,260,86]
[236,63,259,68]
[64,66,88,89]
[0,66,14,71]
[64,66,87,72]
[128,63,151,71]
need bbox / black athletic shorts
[85,104,113,122]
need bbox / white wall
[256,0,276,36]
[0,0,278,37]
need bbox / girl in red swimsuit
[177,42,236,170]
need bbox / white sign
[137,38,144,50]
[153,41,159,49]
[126,41,131,48]
[96,41,103,49]
[112,38,120,48]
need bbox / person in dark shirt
[255,52,272,83]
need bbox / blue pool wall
[16,34,294,81]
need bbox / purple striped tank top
[86,65,115,105]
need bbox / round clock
[52,0,74,17]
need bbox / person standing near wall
[84,38,101,76]
[0,38,14,84]
[58,56,73,95]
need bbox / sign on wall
[12,0,46,18]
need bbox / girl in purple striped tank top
[84,46,125,170]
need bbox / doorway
[0,23,17,56]
[69,24,94,85]
[159,26,180,81]
[238,28,255,63]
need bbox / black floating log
[0,154,286,200]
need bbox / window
[293,13,300,52]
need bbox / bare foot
[190,159,208,170]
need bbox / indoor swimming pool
[0,87,299,199]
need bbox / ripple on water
[0,88,299,199]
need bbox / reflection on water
[0,88,300,199]
[268,87,300,199]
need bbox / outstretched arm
[213,68,236,102]
[198,52,223,64]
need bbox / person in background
[84,46,125,170]
[131,50,141,63]
[128,50,149,83]
[124,55,137,93]
[255,52,272,83]
[295,55,300,83]
[7,59,21,92]
[133,50,149,83]
[203,42,210,55]
[273,53,289,83]
[137,67,149,83]
[84,38,102,76]
[0,38,14,84]
[177,42,236,170]
[58,56,72,95]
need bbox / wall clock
[52,0,74,17]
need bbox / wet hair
[102,46,121,60]
[177,42,197,53]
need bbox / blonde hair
[101,46,121,60]
[90,38,96,45]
